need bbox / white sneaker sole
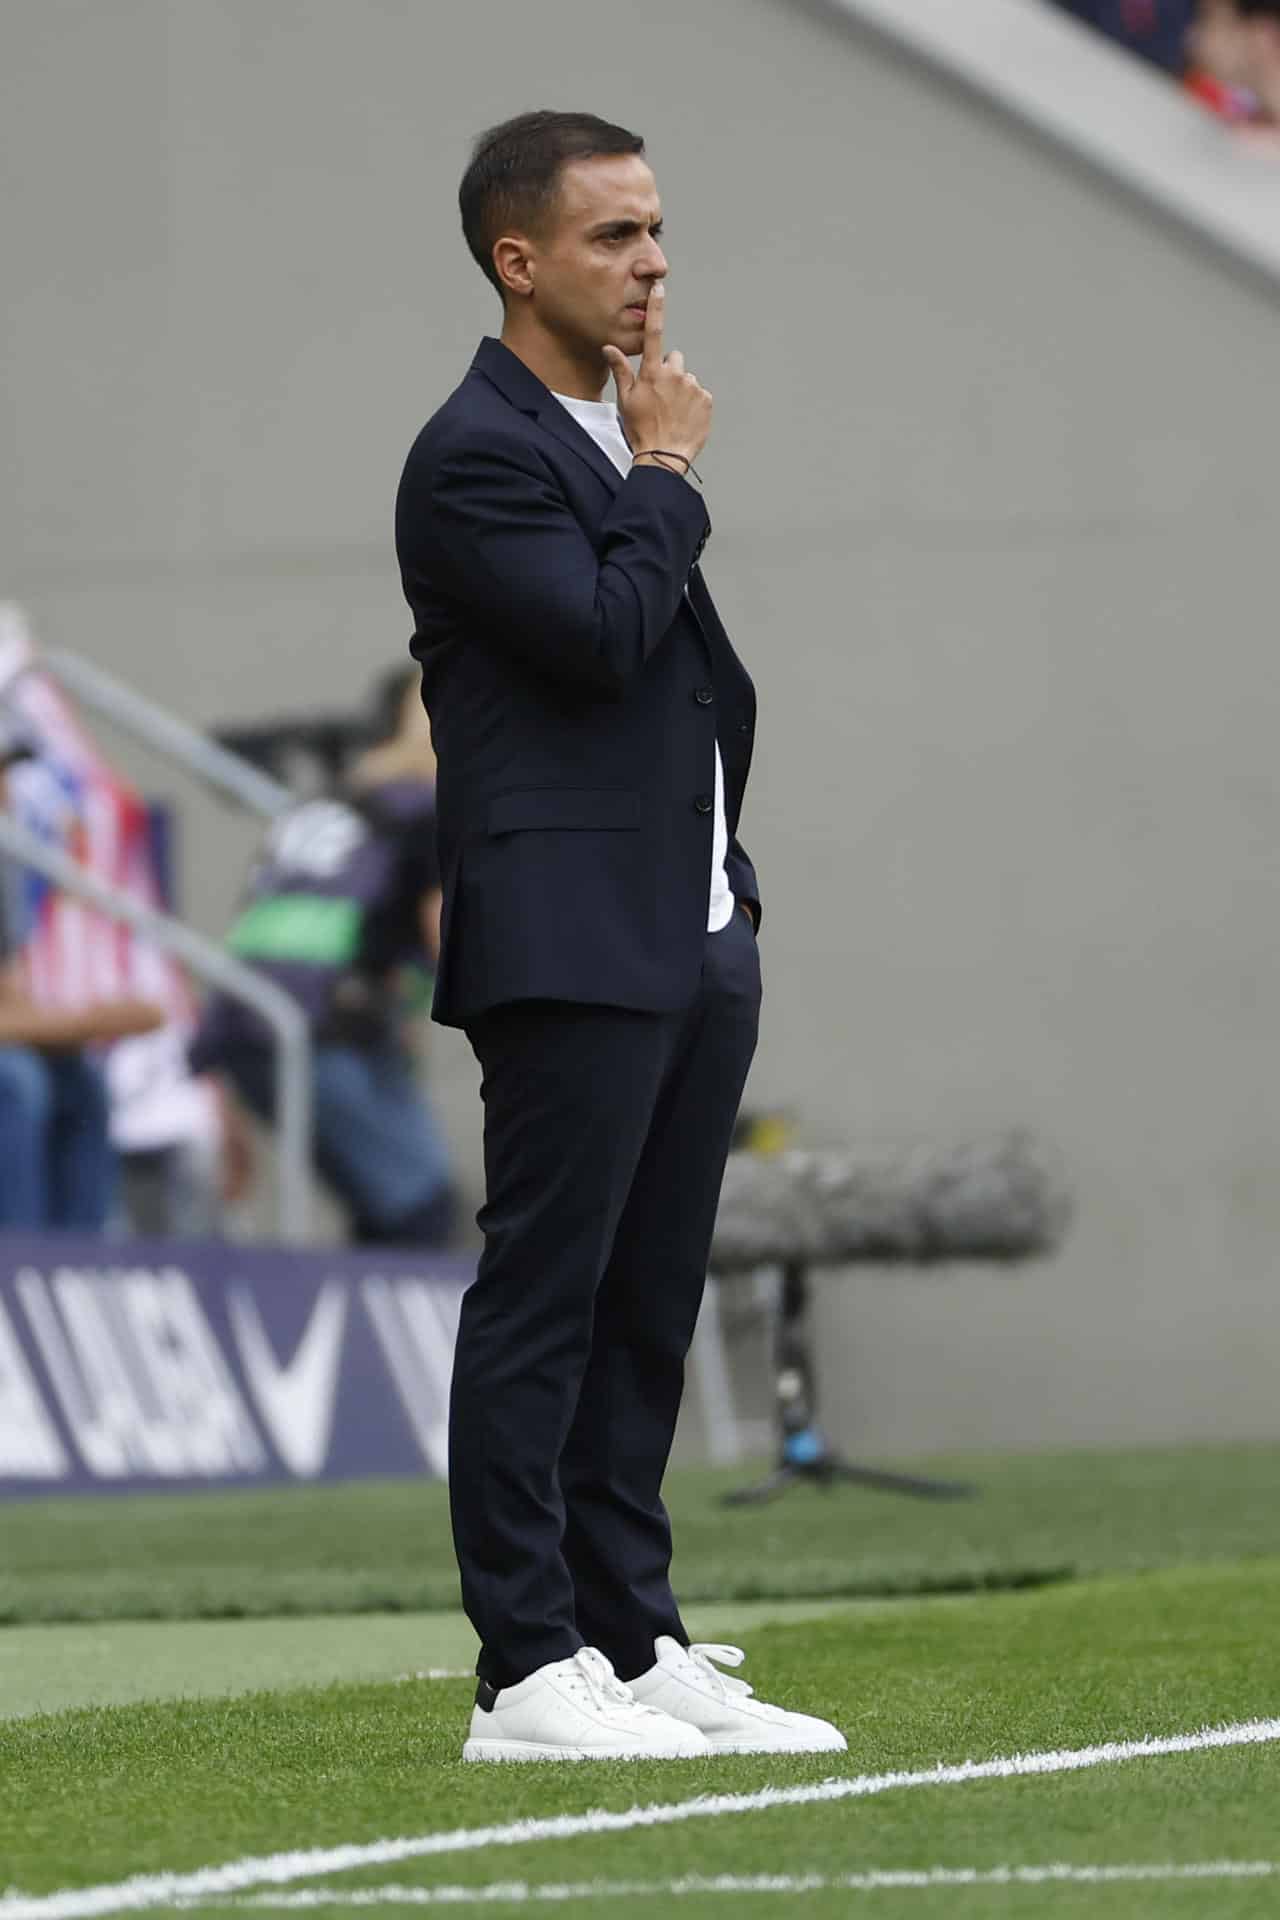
[463,1737,708,1763]
[690,1728,852,1758]
[703,1730,848,1755]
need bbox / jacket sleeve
[421,434,710,698]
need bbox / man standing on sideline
[396,111,844,1763]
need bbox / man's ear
[493,235,534,300]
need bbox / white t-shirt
[552,391,736,936]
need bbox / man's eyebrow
[588,216,664,238]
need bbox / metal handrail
[36,650,293,820]
[0,814,313,1243]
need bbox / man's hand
[602,283,712,468]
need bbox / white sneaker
[462,1645,712,1762]
[629,1638,848,1756]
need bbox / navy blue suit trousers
[452,908,761,1687]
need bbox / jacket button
[693,686,714,706]
[693,794,713,815]
[738,719,752,735]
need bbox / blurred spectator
[1057,0,1280,134]
[1233,0,1280,123]
[1052,0,1197,72]
[0,604,229,1239]
[0,709,164,1231]
[1184,0,1261,117]
[190,667,458,1248]
[1182,0,1280,132]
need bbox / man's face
[521,153,670,356]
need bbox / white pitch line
[217,1861,1280,1906]
[3,1717,1278,1920]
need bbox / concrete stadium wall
[3,0,1279,1458]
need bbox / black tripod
[721,1261,976,1505]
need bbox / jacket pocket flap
[488,788,641,835]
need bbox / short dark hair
[1237,0,1280,17]
[459,110,645,297]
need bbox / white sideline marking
[224,1858,1280,1905]
[222,1861,1280,1905]
[3,1717,1278,1920]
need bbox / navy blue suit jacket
[395,337,760,1028]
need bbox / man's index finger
[642,281,665,369]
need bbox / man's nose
[642,241,669,281]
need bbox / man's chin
[604,320,645,356]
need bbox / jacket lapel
[534,397,623,497]
[472,336,621,498]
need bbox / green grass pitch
[3,1445,1280,1918]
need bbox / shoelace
[567,1646,658,1717]
[687,1642,755,1700]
